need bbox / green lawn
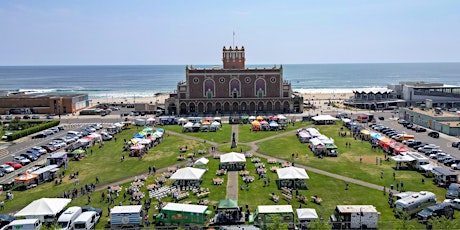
[1,121,455,229]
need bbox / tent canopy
[277,166,310,179]
[218,198,239,209]
[220,152,246,163]
[194,157,209,165]
[170,167,206,180]
[15,198,71,217]
[296,208,319,221]
[15,173,38,182]
[311,115,338,121]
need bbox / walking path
[225,125,240,200]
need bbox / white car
[31,146,47,155]
[14,156,31,165]
[451,164,460,170]
[0,164,15,173]
[444,199,460,210]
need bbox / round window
[245,77,251,83]
[193,77,199,84]
[270,77,277,83]
[219,77,225,83]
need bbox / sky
[1,0,459,65]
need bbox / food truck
[329,205,379,229]
[110,205,143,229]
[249,205,295,229]
[155,203,210,227]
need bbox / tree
[307,219,332,230]
[428,216,459,230]
[268,216,289,230]
[393,210,416,230]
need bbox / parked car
[428,131,440,138]
[14,156,31,165]
[452,142,460,148]
[327,149,338,157]
[22,115,30,119]
[26,149,42,157]
[444,199,460,210]
[20,153,38,161]
[0,214,16,227]
[414,127,427,132]
[0,164,16,173]
[31,115,40,119]
[31,132,47,139]
[43,130,54,136]
[31,146,47,155]
[41,145,57,153]
[82,206,103,217]
[378,116,385,120]
[0,171,4,177]
[417,203,454,223]
[5,162,22,170]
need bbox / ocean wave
[293,87,388,94]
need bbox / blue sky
[1,0,459,65]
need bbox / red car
[5,162,22,170]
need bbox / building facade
[388,81,460,107]
[165,46,303,115]
[0,93,88,115]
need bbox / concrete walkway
[226,171,238,200]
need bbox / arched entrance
[241,102,247,112]
[180,103,187,114]
[283,101,290,112]
[223,102,230,113]
[216,102,222,113]
[232,102,239,112]
[168,103,177,115]
[197,102,205,113]
[274,101,281,111]
[266,101,273,111]
[206,102,213,114]
[249,102,256,113]
[189,103,196,113]
[257,101,264,111]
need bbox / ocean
[0,63,459,99]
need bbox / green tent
[325,143,338,150]
[218,198,239,209]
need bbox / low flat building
[0,93,88,115]
[401,107,460,136]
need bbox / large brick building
[0,93,88,115]
[165,46,303,115]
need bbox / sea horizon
[1,63,459,99]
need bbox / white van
[57,206,83,230]
[3,219,41,230]
[74,211,99,230]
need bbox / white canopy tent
[296,208,319,221]
[277,166,310,179]
[183,122,193,128]
[311,115,338,121]
[14,198,71,222]
[170,167,206,180]
[194,157,209,165]
[220,152,246,163]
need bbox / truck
[329,205,379,229]
[394,191,436,217]
[357,113,374,123]
[109,205,143,230]
[395,134,414,142]
[405,152,430,171]
[249,205,295,230]
[154,203,209,227]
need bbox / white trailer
[110,205,143,230]
[406,152,430,171]
[329,205,379,229]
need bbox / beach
[91,92,354,109]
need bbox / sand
[91,92,354,108]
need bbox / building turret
[222,46,245,69]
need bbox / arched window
[229,79,241,98]
[255,78,266,97]
[204,79,215,98]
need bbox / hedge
[7,120,60,141]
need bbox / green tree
[307,219,332,230]
[267,216,289,230]
[393,210,416,230]
[429,216,459,230]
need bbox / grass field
[1,121,455,229]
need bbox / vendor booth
[297,208,319,229]
[14,173,38,190]
[311,115,338,125]
[391,153,415,170]
[170,167,206,190]
[251,121,261,131]
[210,198,245,225]
[32,165,59,184]
[220,152,246,171]
[46,152,67,167]
[276,166,309,189]
[14,198,71,224]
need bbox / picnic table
[179,147,188,153]
[177,155,185,161]
[257,168,267,174]
[132,181,144,187]
[213,153,221,159]
[245,152,253,158]
[281,187,292,194]
[251,158,261,163]
[111,185,122,192]
[198,199,210,205]
[168,167,177,172]
[147,184,160,190]
[269,193,279,202]
[282,162,292,167]
[187,152,195,158]
[132,191,145,200]
[270,166,279,172]
[268,158,277,164]
[197,191,210,198]
[239,170,249,176]
[213,178,224,185]
[311,196,323,204]
[216,169,227,176]
[255,163,265,168]
[297,195,307,203]
[198,149,206,154]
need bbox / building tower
[222,46,245,69]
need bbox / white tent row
[391,154,415,163]
[195,157,209,165]
[311,115,338,121]
[277,166,310,179]
[306,128,321,137]
[170,167,206,180]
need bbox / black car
[407,140,422,148]
[406,123,414,129]
[417,203,454,223]
[428,131,440,138]
[378,116,384,120]
[81,206,103,217]
[20,153,38,161]
[31,133,47,139]
[452,142,460,148]
[415,127,427,132]
[0,170,4,177]
[327,150,338,157]
[444,158,460,167]
[0,214,16,228]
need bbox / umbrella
[72,149,85,154]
